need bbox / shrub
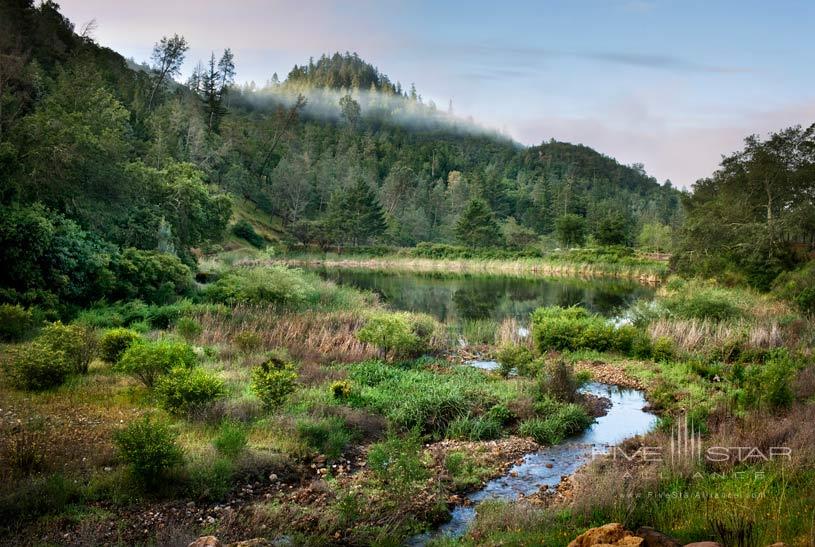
[356,312,425,359]
[296,416,352,459]
[0,304,34,341]
[234,331,262,353]
[651,336,676,362]
[773,261,815,315]
[232,220,266,248]
[4,342,70,391]
[444,451,489,490]
[251,352,298,408]
[155,367,226,415]
[175,317,203,342]
[205,266,319,308]
[496,343,533,377]
[117,339,198,387]
[486,404,514,425]
[538,360,581,403]
[112,248,194,305]
[330,380,352,399]
[185,456,234,500]
[212,421,248,457]
[531,306,614,353]
[744,350,796,410]
[113,416,183,486]
[98,328,141,363]
[662,285,743,322]
[39,321,98,374]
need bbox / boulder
[568,523,642,547]
[188,538,222,547]
[635,526,682,547]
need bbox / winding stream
[412,381,658,544]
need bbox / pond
[311,268,654,324]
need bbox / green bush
[496,343,534,377]
[0,304,34,341]
[4,342,70,391]
[233,331,263,353]
[98,328,141,363]
[773,261,815,315]
[531,306,641,355]
[486,404,515,425]
[538,360,582,403]
[38,321,98,374]
[205,266,319,308]
[212,421,248,457]
[175,316,203,342]
[651,336,676,362]
[744,350,796,410]
[251,352,298,408]
[662,285,743,322]
[113,416,183,486]
[356,312,432,359]
[117,339,198,387]
[155,367,225,414]
[296,416,352,459]
[330,380,352,399]
[185,456,234,500]
[232,220,266,248]
[112,248,194,305]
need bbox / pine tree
[327,178,387,246]
[156,217,176,255]
[455,198,502,247]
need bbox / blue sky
[59,0,815,187]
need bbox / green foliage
[496,343,534,377]
[0,304,34,341]
[518,403,591,444]
[538,360,582,403]
[232,220,265,248]
[356,312,428,359]
[184,455,233,501]
[638,222,673,252]
[117,339,198,387]
[113,416,183,487]
[155,367,226,415]
[593,209,634,247]
[38,321,97,374]
[233,331,263,353]
[251,352,298,408]
[205,266,319,308]
[325,177,387,246]
[296,416,352,459]
[99,328,141,363]
[651,336,677,362]
[112,248,194,305]
[212,421,248,457]
[531,306,635,354]
[446,414,502,441]
[444,451,490,490]
[367,431,428,491]
[455,197,503,248]
[772,261,815,315]
[555,214,587,247]
[175,316,203,342]
[743,350,796,410]
[661,284,743,322]
[330,380,353,399]
[4,342,70,391]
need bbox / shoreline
[241,256,666,284]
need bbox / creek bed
[412,381,657,544]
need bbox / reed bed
[194,305,378,363]
[242,256,665,284]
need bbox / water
[414,382,657,544]
[311,269,653,324]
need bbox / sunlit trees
[148,34,188,109]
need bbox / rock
[568,523,642,547]
[635,527,682,547]
[188,537,222,547]
[546,463,554,468]
[227,540,272,547]
[767,543,787,547]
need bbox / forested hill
[0,0,682,310]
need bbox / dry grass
[195,306,378,363]
[647,317,796,356]
[495,317,534,349]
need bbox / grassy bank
[238,245,668,284]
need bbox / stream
[411,381,658,545]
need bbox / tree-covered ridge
[284,52,401,94]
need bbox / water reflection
[311,269,654,322]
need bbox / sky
[58,0,815,188]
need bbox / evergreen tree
[327,178,387,246]
[454,197,502,247]
[555,214,587,247]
